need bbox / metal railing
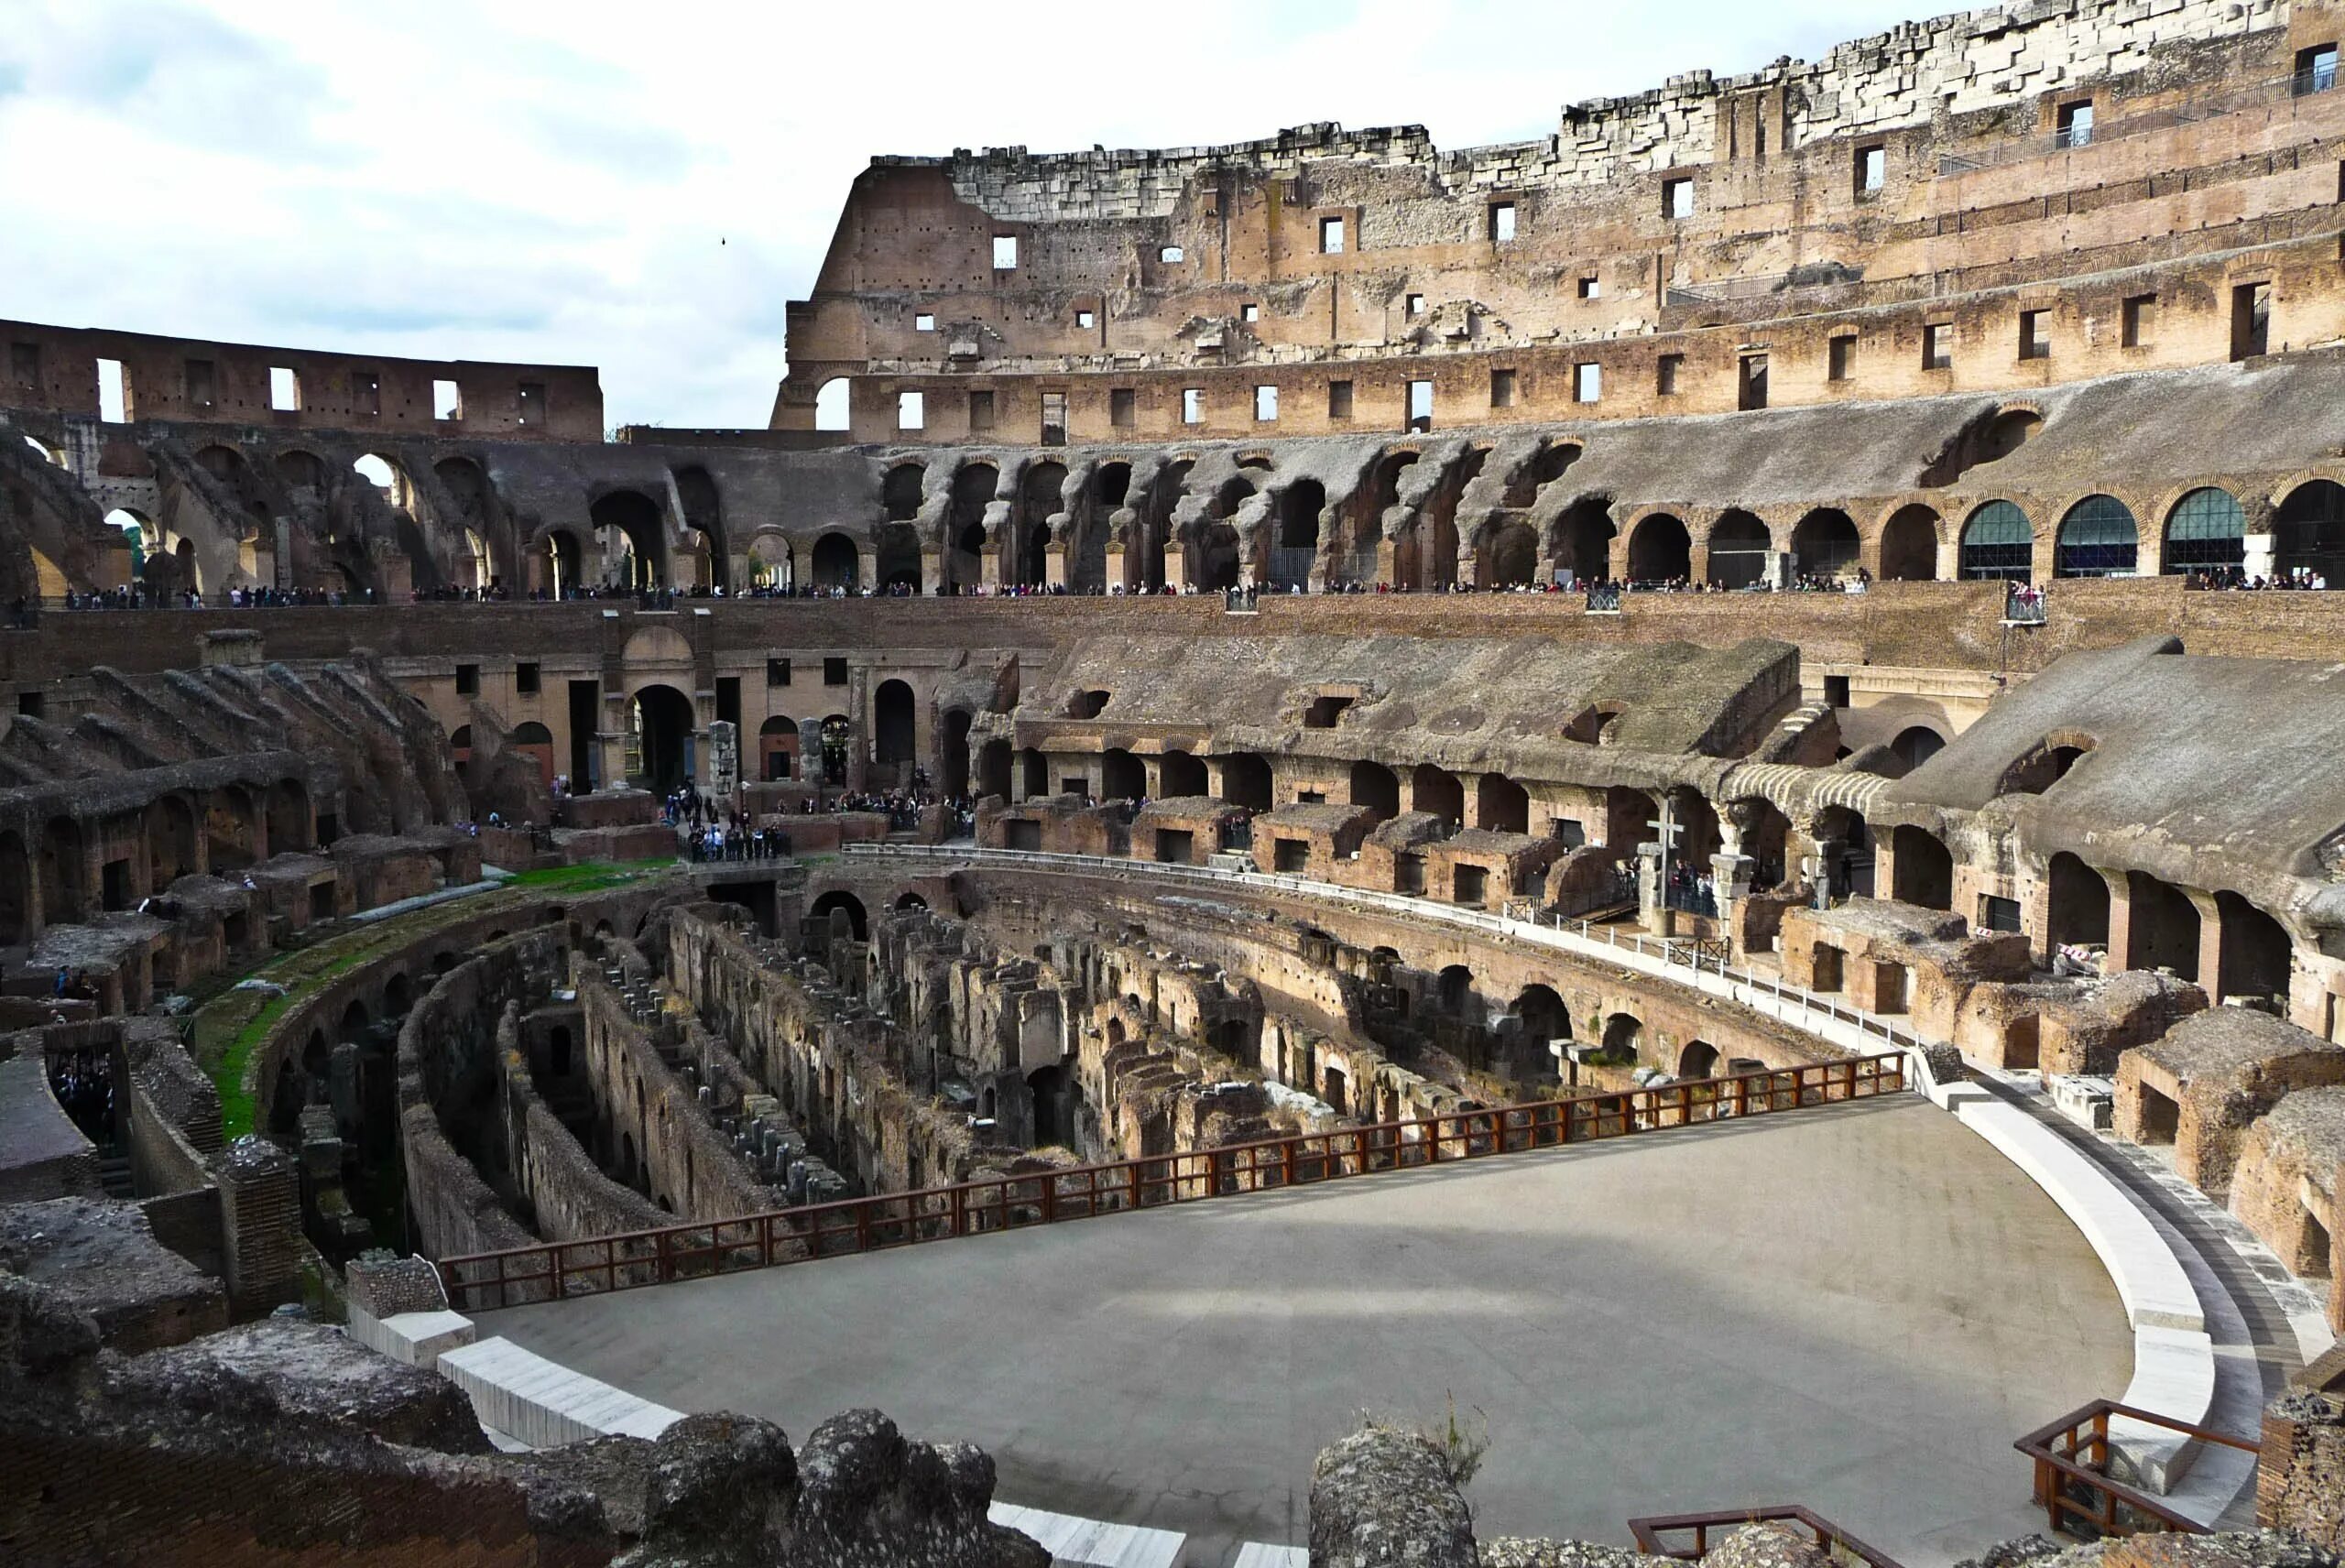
[844,844,1935,1062]
[2013,1401,2258,1541]
[1936,65,2340,177]
[435,1051,1903,1312]
[1630,1505,1903,1568]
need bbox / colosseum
[5,3,2345,1565]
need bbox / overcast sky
[0,0,1935,430]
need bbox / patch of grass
[193,859,683,1138]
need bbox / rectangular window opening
[2018,309,2051,362]
[1159,245,1184,263]
[1406,379,1434,430]
[1110,387,1136,427]
[768,658,791,688]
[823,657,848,686]
[2121,294,2156,349]
[1040,390,1067,446]
[1857,145,1886,194]
[2231,280,2272,361]
[455,663,480,698]
[1182,387,1203,425]
[1241,302,1260,322]
[1489,368,1517,408]
[518,381,545,426]
[268,366,300,412]
[97,358,128,424]
[914,312,935,332]
[1923,322,1952,372]
[992,235,1019,269]
[1827,335,1857,383]
[1318,215,1346,255]
[2297,43,2338,96]
[1327,380,1354,419]
[1573,363,1601,404]
[1577,275,1600,300]
[433,379,463,421]
[1663,178,1695,220]
[2056,100,2094,150]
[1656,354,1683,397]
[354,370,381,419]
[898,391,925,430]
[1406,293,1425,317]
[1489,201,1516,244]
[1253,385,1278,422]
[184,358,214,410]
[1739,353,1770,410]
[968,389,995,430]
[516,662,540,696]
[1075,309,1096,329]
[10,342,39,389]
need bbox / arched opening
[882,463,925,522]
[819,715,851,785]
[1412,765,1464,827]
[2126,873,2200,981]
[2045,854,2110,953]
[1879,506,1940,581]
[2162,487,2244,576]
[539,528,584,598]
[1677,1040,1721,1080]
[976,738,1012,800]
[1027,1064,1070,1148]
[1437,964,1474,1014]
[1100,748,1146,802]
[1706,510,1771,589]
[673,466,728,591]
[1514,987,1571,1062]
[145,795,199,887]
[1349,761,1400,822]
[2214,891,2291,1003]
[1481,518,1539,587]
[1271,480,1325,589]
[758,716,800,782]
[1889,826,1953,910]
[1551,497,1616,585]
[809,889,868,942]
[1160,750,1208,799]
[875,523,922,593]
[204,789,256,871]
[0,832,31,945]
[1791,508,1860,583]
[2056,495,2138,578]
[632,685,694,795]
[948,463,998,590]
[353,452,404,504]
[872,680,916,768]
[1601,1012,1642,1062]
[810,532,859,591]
[338,997,369,1043]
[940,710,972,800]
[1505,441,1583,506]
[38,817,82,925]
[1959,501,2034,581]
[383,972,414,1017]
[1890,726,1945,773]
[509,724,554,792]
[591,491,667,590]
[2274,479,2345,584]
[894,891,928,911]
[814,376,850,431]
[1017,462,1066,585]
[1625,514,1690,584]
[1476,773,1530,834]
[1217,753,1273,811]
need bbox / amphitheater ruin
[6,2,2345,1564]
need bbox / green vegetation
[188,858,680,1138]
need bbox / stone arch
[872,680,916,768]
[274,450,325,493]
[1959,501,2034,581]
[1791,508,1860,582]
[536,526,586,598]
[947,462,998,590]
[810,531,860,590]
[1271,479,1325,590]
[1216,752,1273,811]
[1602,1012,1642,1060]
[2214,891,2291,1002]
[1476,772,1529,834]
[1549,496,1615,585]
[1877,505,1940,581]
[2161,487,2245,576]
[1890,726,1946,772]
[810,889,868,942]
[145,794,200,887]
[1412,766,1464,827]
[2274,478,2345,583]
[590,490,667,589]
[1016,460,1067,585]
[267,779,311,852]
[941,710,973,800]
[759,715,801,782]
[1624,512,1690,583]
[1512,984,1570,1044]
[1677,1040,1721,1079]
[882,463,925,522]
[2125,872,2199,980]
[1101,747,1146,802]
[672,466,727,591]
[1160,750,1208,798]
[976,737,1012,801]
[632,684,695,794]
[37,817,82,925]
[1350,760,1400,822]
[1705,509,1772,588]
[2056,495,2139,578]
[1478,515,1540,587]
[1888,825,1953,910]
[205,788,256,871]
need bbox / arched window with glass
[2055,495,2139,577]
[2162,487,2244,574]
[1958,501,2034,581]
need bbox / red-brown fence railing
[1628,1504,1903,1568]
[2013,1399,2257,1540]
[435,1052,1904,1312]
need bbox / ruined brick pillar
[921,549,945,595]
[1638,841,1673,935]
[2188,887,2225,998]
[213,1134,301,1315]
[1713,851,1755,952]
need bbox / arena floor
[489,1096,2132,1567]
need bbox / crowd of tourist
[46,1043,114,1142]
[2183,564,2331,591]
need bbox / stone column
[1712,851,1755,950]
[2101,866,2137,972]
[2188,887,2225,998]
[706,720,740,804]
[1638,841,1673,935]
[213,1134,301,1315]
[1805,837,1846,909]
[921,549,945,596]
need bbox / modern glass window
[2056,495,2139,577]
[1959,501,2034,581]
[2163,487,2245,572]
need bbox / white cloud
[0,0,1934,429]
